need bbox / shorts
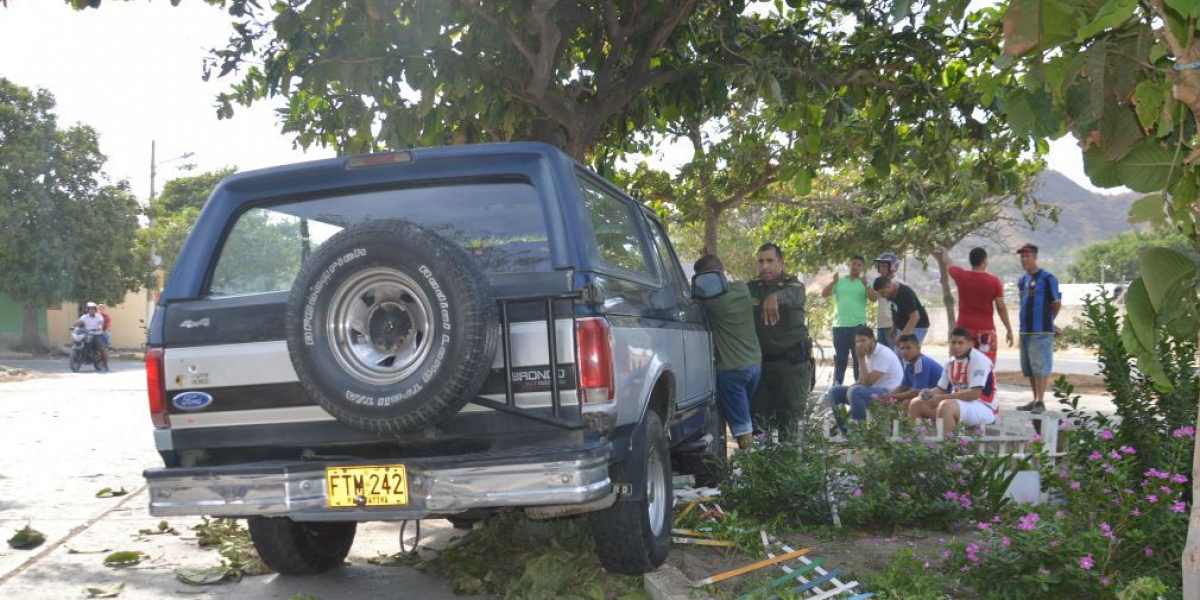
[1020,334,1054,378]
[968,329,997,365]
[957,399,997,427]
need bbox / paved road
[0,358,489,600]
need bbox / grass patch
[374,511,647,600]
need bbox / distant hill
[957,170,1142,282]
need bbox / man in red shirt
[936,247,1013,365]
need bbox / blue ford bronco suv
[142,142,729,575]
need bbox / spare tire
[285,219,498,434]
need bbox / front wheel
[69,349,82,372]
[247,517,356,575]
[591,410,672,574]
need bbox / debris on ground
[83,582,125,598]
[103,551,148,567]
[7,524,46,549]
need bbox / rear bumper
[144,441,612,521]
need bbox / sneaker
[1015,400,1045,414]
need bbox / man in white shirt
[828,326,904,434]
[73,302,109,370]
[914,326,999,435]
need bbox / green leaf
[175,565,233,585]
[7,525,45,550]
[1133,81,1166,132]
[1116,139,1181,193]
[1076,0,1138,41]
[1158,277,1200,340]
[1042,0,1080,47]
[95,487,128,498]
[1003,0,1041,56]
[103,551,147,567]
[1164,0,1200,18]
[793,169,813,197]
[1003,88,1059,137]
[1083,148,1122,188]
[83,582,125,598]
[1138,247,1197,312]
[890,0,915,24]
[1128,194,1166,227]
[1121,318,1173,391]
[1099,105,1142,161]
[1123,278,1157,350]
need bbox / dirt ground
[668,526,981,598]
[995,371,1109,396]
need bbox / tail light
[146,348,170,429]
[575,317,614,404]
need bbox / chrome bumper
[145,442,612,521]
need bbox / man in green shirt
[748,242,812,440]
[820,255,876,385]
[694,255,761,449]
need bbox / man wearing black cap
[1014,243,1060,414]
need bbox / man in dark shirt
[694,254,761,449]
[1014,243,1061,414]
[873,277,930,345]
[748,242,812,440]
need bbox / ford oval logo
[172,391,213,411]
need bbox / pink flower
[1038,568,1050,576]
[1100,522,1116,540]
[1101,578,1111,586]
[1173,474,1189,484]
[1100,429,1114,440]
[1120,445,1137,455]
[1109,450,1121,460]
[1145,546,1155,557]
[852,487,863,497]
[1049,539,1061,547]
[1147,494,1159,504]
[1069,481,1081,490]
[976,522,992,531]
[1030,433,1042,443]
[942,550,952,560]
[1162,486,1174,495]
[1088,451,1103,461]
[1131,508,1142,517]
[1079,554,1095,570]
[1017,513,1040,531]
[1172,501,1188,514]
[1173,426,1196,438]
[943,491,960,501]
[959,496,972,508]
[1001,536,1011,548]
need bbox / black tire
[591,411,672,574]
[69,350,82,373]
[681,403,728,488]
[285,220,498,434]
[247,517,356,576]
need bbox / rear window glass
[208,181,551,297]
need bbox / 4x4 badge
[180,318,210,329]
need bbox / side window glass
[648,217,687,295]
[577,176,651,277]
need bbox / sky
[0,0,1106,203]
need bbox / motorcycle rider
[73,302,109,371]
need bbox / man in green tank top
[820,255,876,386]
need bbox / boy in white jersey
[911,326,997,434]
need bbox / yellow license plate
[325,465,409,508]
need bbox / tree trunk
[933,251,956,339]
[703,210,720,257]
[19,306,45,353]
[1185,330,1200,599]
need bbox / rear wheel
[591,411,672,574]
[247,517,356,575]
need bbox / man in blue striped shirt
[1014,244,1061,414]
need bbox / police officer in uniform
[748,242,812,440]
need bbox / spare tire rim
[327,267,436,386]
[647,447,666,537]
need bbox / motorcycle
[69,326,108,372]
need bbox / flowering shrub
[948,429,1192,598]
[836,412,1016,530]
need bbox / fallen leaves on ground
[103,551,148,567]
[83,582,124,598]
[95,487,129,498]
[7,524,45,549]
